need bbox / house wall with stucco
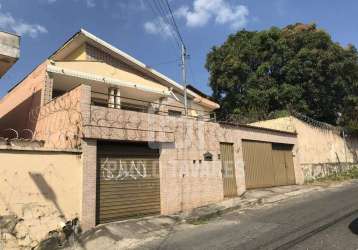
[0,146,82,242]
[251,116,358,180]
[0,61,48,139]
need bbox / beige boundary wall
[0,146,82,242]
[251,116,358,180]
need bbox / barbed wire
[289,110,342,133]
[217,109,342,134]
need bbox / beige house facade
[0,30,302,234]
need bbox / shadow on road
[348,218,358,234]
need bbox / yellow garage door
[220,143,238,197]
[242,140,295,189]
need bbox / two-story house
[0,29,301,229]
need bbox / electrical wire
[152,0,181,48]
[145,0,180,51]
[147,0,193,87]
[163,0,185,47]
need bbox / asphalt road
[146,182,358,250]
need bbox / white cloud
[85,0,95,8]
[144,0,249,38]
[144,17,172,38]
[0,11,47,38]
[176,0,249,29]
[45,0,95,8]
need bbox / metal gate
[96,141,160,224]
[220,143,238,197]
[272,143,296,185]
[242,140,295,189]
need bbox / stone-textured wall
[80,90,299,219]
[80,139,97,230]
[34,85,88,149]
[159,120,300,214]
[85,106,175,143]
[0,147,82,243]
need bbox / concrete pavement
[145,180,358,250]
[56,180,358,250]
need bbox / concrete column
[108,87,115,108]
[41,73,54,106]
[158,97,168,114]
[114,88,121,109]
[79,84,92,125]
[81,139,97,230]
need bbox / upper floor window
[168,110,182,117]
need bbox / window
[52,89,66,99]
[121,102,148,113]
[168,110,182,117]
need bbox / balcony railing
[90,91,216,122]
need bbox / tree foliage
[206,23,358,127]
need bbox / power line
[148,0,190,115]
[157,0,189,115]
[145,1,180,50]
[154,0,182,46]
[163,0,185,47]
[152,0,181,48]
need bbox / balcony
[83,90,216,143]
[47,63,217,143]
[0,31,20,77]
[90,90,215,120]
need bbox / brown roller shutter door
[96,141,160,224]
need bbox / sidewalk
[47,181,355,250]
[178,184,324,224]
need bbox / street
[144,182,358,250]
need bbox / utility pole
[181,44,188,116]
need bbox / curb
[183,186,322,224]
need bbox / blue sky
[0,0,358,98]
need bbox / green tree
[206,23,358,126]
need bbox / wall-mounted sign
[203,152,213,161]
